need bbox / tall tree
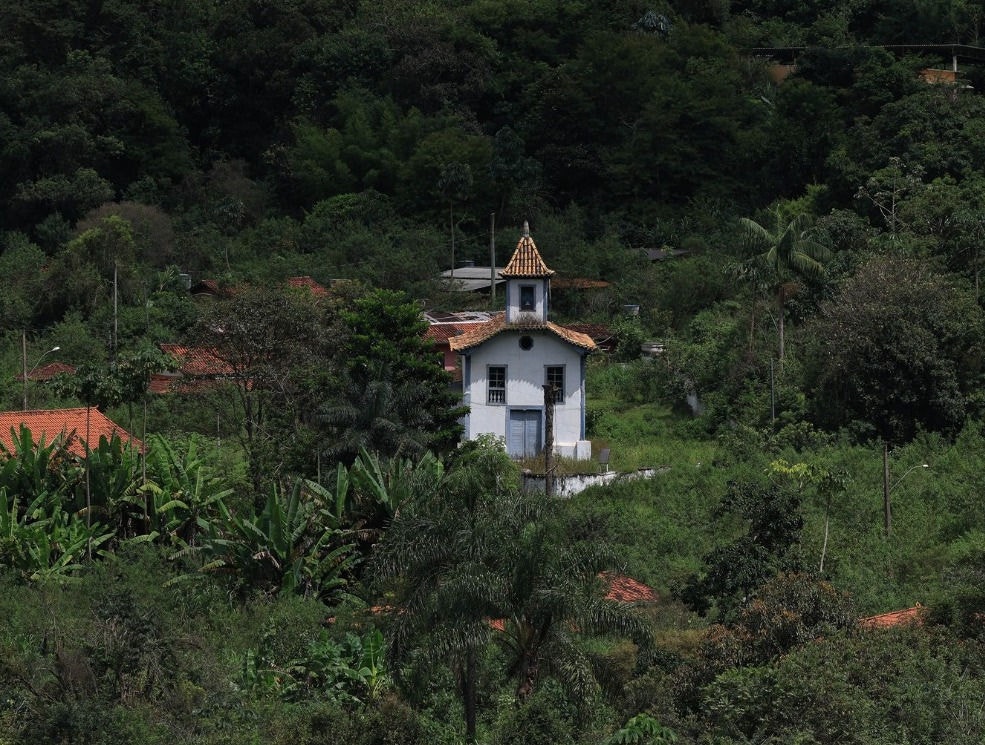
[192,284,332,499]
[322,288,465,465]
[806,254,985,443]
[738,207,829,361]
[374,440,649,740]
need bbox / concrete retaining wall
[521,467,660,498]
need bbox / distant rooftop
[424,310,498,325]
[439,267,507,293]
[747,43,985,65]
[859,604,925,629]
[0,408,142,456]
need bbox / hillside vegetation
[5,1,985,743]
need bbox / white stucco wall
[504,278,549,324]
[462,330,588,455]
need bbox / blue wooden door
[508,409,541,457]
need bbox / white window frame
[545,365,564,403]
[488,365,507,404]
[519,285,536,311]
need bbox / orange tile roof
[159,344,235,377]
[18,361,76,381]
[424,321,492,345]
[286,276,328,297]
[147,373,219,395]
[448,315,596,352]
[0,408,143,457]
[602,573,658,603]
[501,222,555,278]
[552,278,611,290]
[565,323,616,352]
[147,373,175,394]
[859,605,925,629]
[487,574,656,633]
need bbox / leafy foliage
[806,254,985,443]
[680,478,805,619]
[197,477,357,601]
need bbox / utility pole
[22,331,27,412]
[543,384,556,497]
[883,442,892,536]
[489,212,496,302]
[450,204,455,280]
[112,262,118,370]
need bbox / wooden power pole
[543,384,556,497]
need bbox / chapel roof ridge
[500,220,555,278]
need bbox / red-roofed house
[859,605,925,630]
[0,408,143,457]
[17,361,77,382]
[450,222,596,459]
[191,276,329,300]
[150,344,238,394]
[602,573,659,604]
[487,573,656,632]
[424,311,498,376]
[286,276,328,298]
[159,344,235,377]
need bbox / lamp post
[882,442,930,536]
[22,332,60,411]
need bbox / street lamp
[22,332,60,411]
[882,442,930,536]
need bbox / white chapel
[450,223,596,459]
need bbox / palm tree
[373,442,510,742]
[738,208,829,361]
[497,524,651,709]
[373,441,651,740]
[318,371,429,466]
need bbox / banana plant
[0,425,73,504]
[201,477,357,600]
[0,488,112,581]
[242,627,389,704]
[76,434,142,541]
[347,447,444,548]
[140,434,234,547]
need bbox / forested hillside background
[6,0,985,439]
[7,1,985,743]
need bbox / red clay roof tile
[602,573,659,603]
[160,344,235,377]
[448,315,596,352]
[0,408,142,457]
[501,223,555,278]
[424,321,493,344]
[286,276,328,297]
[859,605,925,629]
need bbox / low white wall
[521,467,660,498]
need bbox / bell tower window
[520,285,535,311]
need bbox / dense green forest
[6,0,985,743]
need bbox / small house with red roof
[450,223,595,459]
[285,276,329,298]
[424,311,498,377]
[859,604,925,630]
[0,408,142,457]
